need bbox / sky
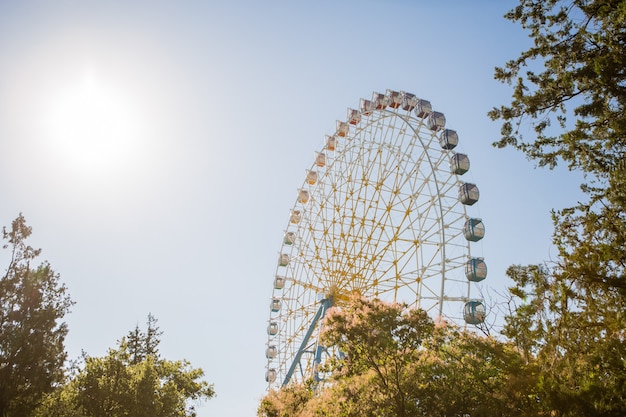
[0,1,585,416]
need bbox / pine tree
[0,214,73,417]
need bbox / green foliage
[504,262,626,416]
[257,383,313,417]
[259,296,538,417]
[124,313,163,365]
[35,316,215,417]
[490,0,626,175]
[490,0,626,302]
[319,297,434,417]
[492,1,626,415]
[0,214,73,417]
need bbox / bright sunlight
[42,73,143,176]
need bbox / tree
[125,313,162,365]
[259,296,538,417]
[257,383,313,417]
[490,0,626,173]
[489,0,626,300]
[491,1,626,415]
[502,263,626,416]
[0,214,73,417]
[34,315,215,417]
[321,296,539,417]
[318,296,435,417]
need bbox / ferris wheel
[265,89,487,389]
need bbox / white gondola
[265,368,277,383]
[360,98,375,115]
[401,91,417,111]
[464,218,485,242]
[270,298,281,312]
[306,170,318,185]
[274,276,286,289]
[459,183,480,206]
[290,210,302,224]
[387,89,402,108]
[415,99,432,118]
[347,108,361,125]
[266,345,277,359]
[450,153,470,175]
[439,129,458,149]
[316,152,326,167]
[464,300,486,324]
[267,322,278,336]
[278,253,289,266]
[428,111,446,131]
[298,189,310,204]
[336,121,349,137]
[283,232,295,245]
[465,258,487,282]
[326,135,336,151]
[372,92,389,109]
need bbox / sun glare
[43,73,143,176]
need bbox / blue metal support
[282,297,332,386]
[313,344,325,382]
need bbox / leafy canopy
[35,315,215,417]
[259,296,538,417]
[0,214,73,417]
[490,0,626,175]
[492,1,626,415]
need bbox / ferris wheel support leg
[282,297,333,387]
[313,344,327,382]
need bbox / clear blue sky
[0,1,584,416]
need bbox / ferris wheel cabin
[306,170,318,185]
[274,276,285,290]
[267,322,278,336]
[325,135,336,151]
[459,183,480,206]
[283,232,295,245]
[270,298,281,313]
[450,153,470,175]
[347,108,361,125]
[464,301,487,325]
[464,218,485,242]
[439,129,458,149]
[266,369,277,383]
[415,98,432,118]
[465,258,487,282]
[266,345,277,359]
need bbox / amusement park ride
[264,89,487,389]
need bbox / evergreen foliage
[35,316,215,417]
[491,1,626,415]
[0,214,73,417]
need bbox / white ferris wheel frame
[265,90,485,390]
